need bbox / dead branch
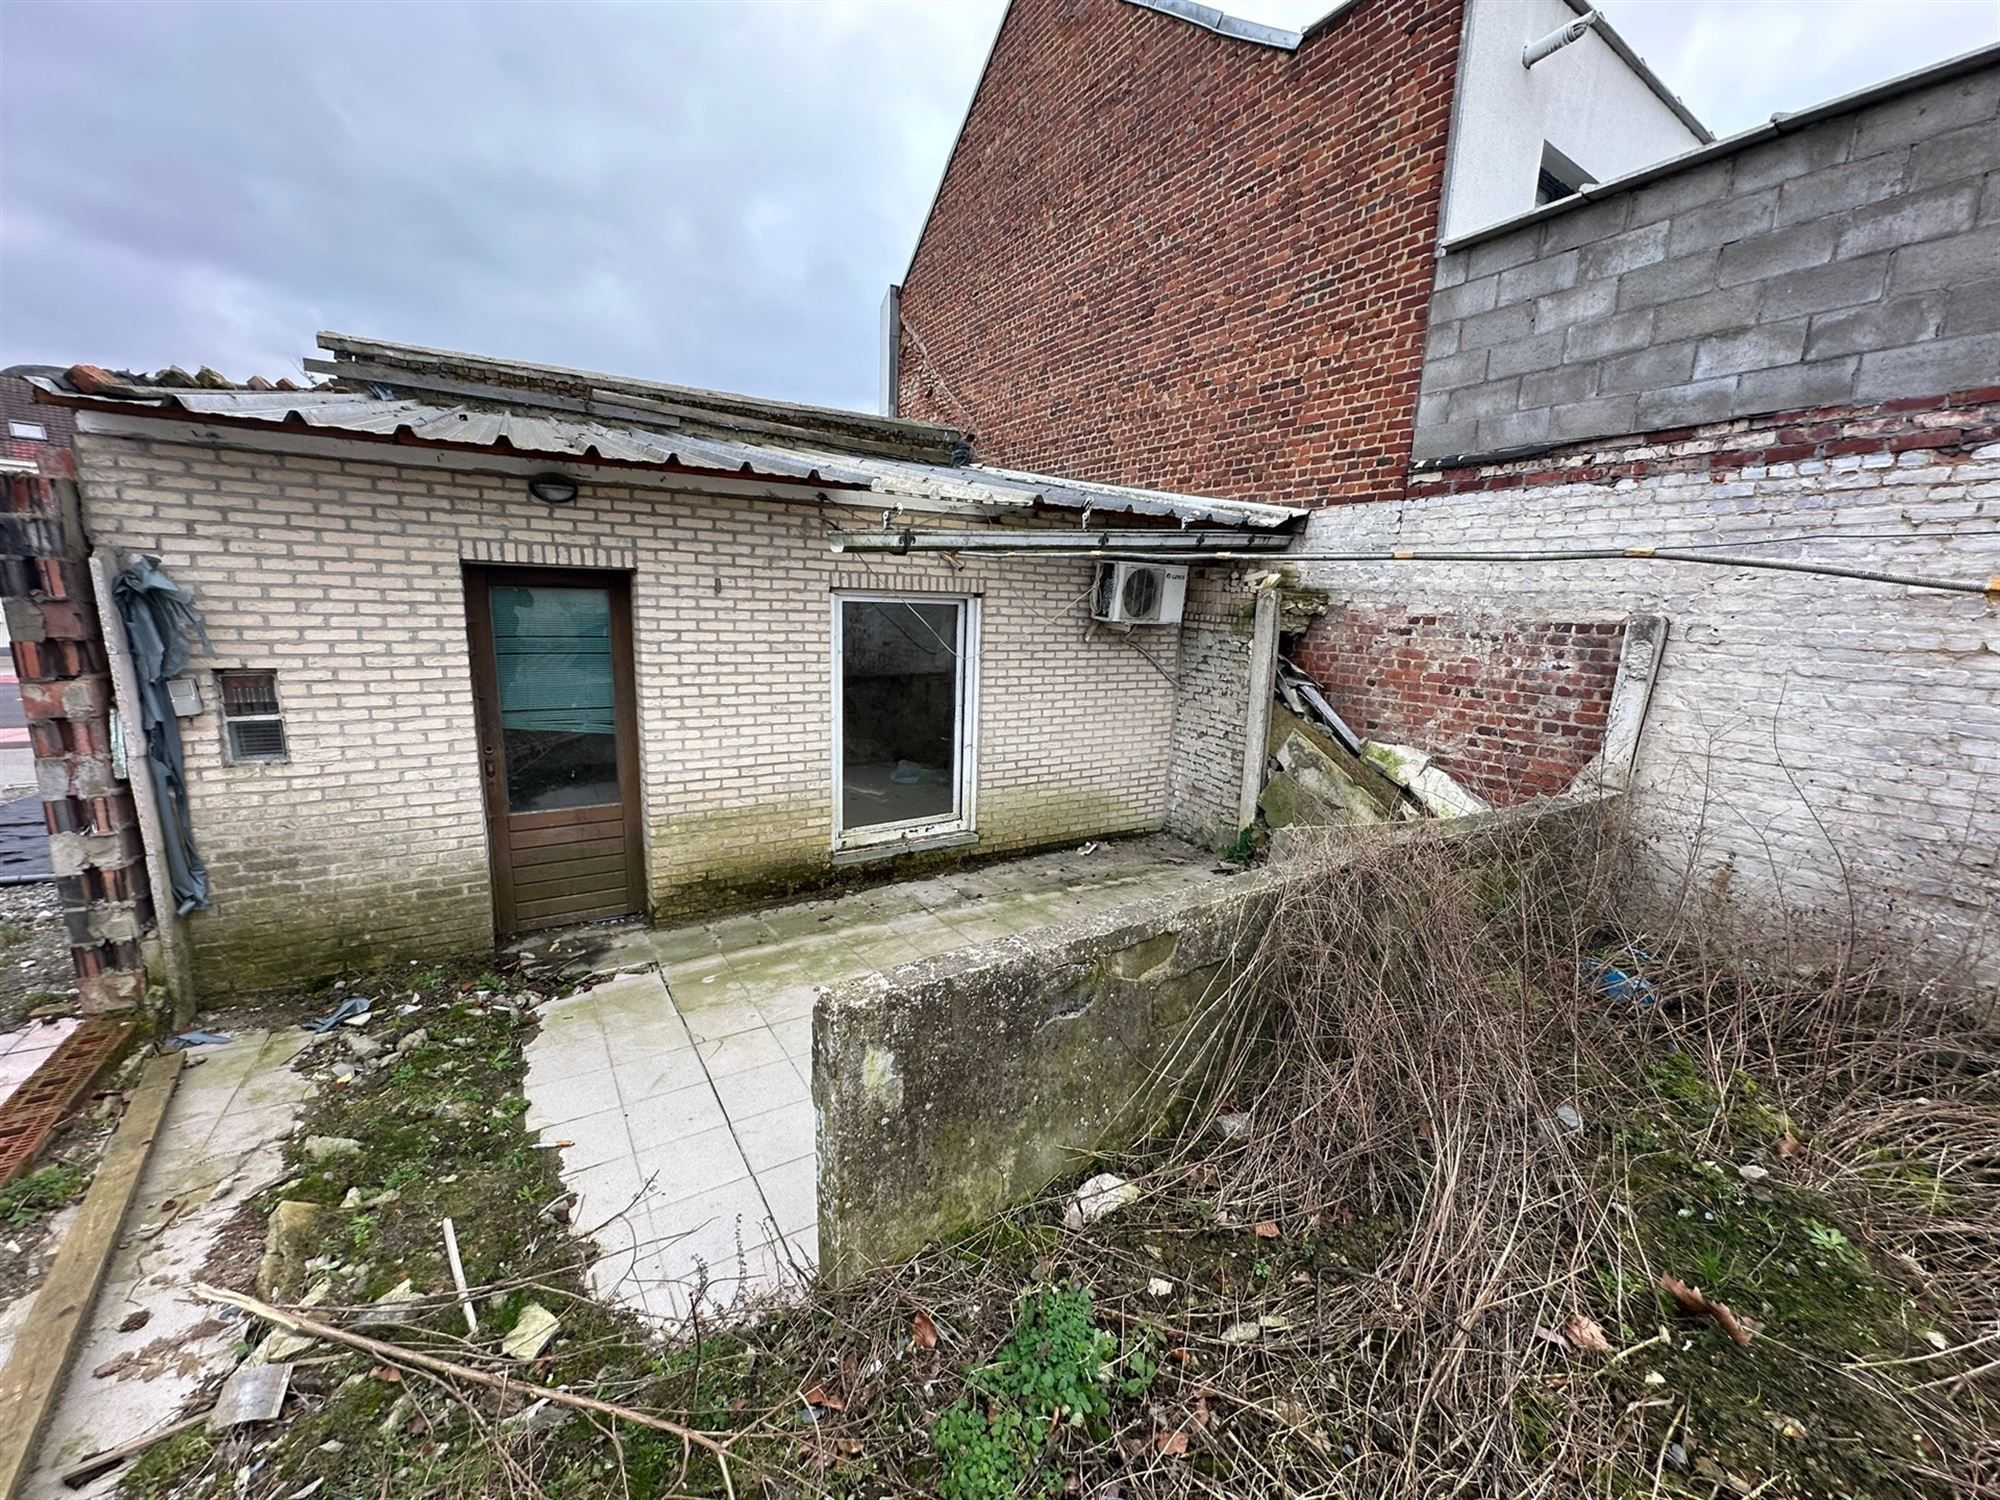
[1657,1275,1755,1348]
[194,1283,745,1500]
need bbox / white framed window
[217,669,288,763]
[830,592,980,854]
[7,420,47,441]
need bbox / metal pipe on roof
[1050,545,2000,598]
[826,527,1295,556]
[1523,10,1598,68]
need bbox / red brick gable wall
[896,0,1463,508]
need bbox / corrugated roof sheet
[31,380,1303,530]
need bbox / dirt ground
[0,883,77,1030]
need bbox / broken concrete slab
[1273,731,1390,824]
[207,1360,290,1431]
[1360,742,1491,819]
[255,1200,327,1303]
[1258,770,1339,831]
[500,1302,559,1361]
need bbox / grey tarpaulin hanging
[111,556,212,914]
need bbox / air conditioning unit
[1092,562,1187,626]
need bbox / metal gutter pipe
[827,528,1296,556]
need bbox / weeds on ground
[152,816,2000,1498]
[0,1161,84,1229]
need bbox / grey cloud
[1,0,1002,409]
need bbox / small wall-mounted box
[167,677,202,717]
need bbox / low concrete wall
[813,869,1279,1279]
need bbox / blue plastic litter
[1586,956,1658,1008]
[166,1029,233,1049]
[304,996,372,1033]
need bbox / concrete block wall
[1300,395,2000,968]
[75,435,1212,995]
[1415,61,2000,461]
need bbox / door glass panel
[841,599,960,831]
[490,585,620,812]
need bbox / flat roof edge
[1442,40,2000,254]
[1564,0,1711,144]
[1120,0,1299,50]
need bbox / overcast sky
[2,0,1994,412]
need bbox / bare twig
[194,1284,744,1500]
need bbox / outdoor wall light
[527,473,580,505]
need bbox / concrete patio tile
[730,1101,813,1175]
[569,1155,649,1232]
[710,1057,808,1120]
[696,1025,790,1080]
[784,1224,819,1270]
[639,1121,754,1207]
[663,951,736,989]
[769,1014,812,1062]
[673,995,767,1045]
[754,984,818,1024]
[756,1155,817,1237]
[611,1025,699,1061]
[654,1179,769,1285]
[527,1018,615,1080]
[623,1077,732,1150]
[758,904,839,941]
[706,914,780,951]
[612,1046,711,1101]
[651,924,722,964]
[524,1062,618,1131]
[521,836,1237,1323]
[550,1109,632,1173]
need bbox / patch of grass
[0,923,32,949]
[123,1429,215,1496]
[0,1162,85,1229]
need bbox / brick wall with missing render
[72,435,1241,995]
[1164,569,1257,846]
[1297,393,2000,966]
[1292,609,1622,804]
[895,0,1461,506]
[0,471,153,1012]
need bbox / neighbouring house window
[1535,141,1594,207]
[218,670,288,763]
[7,420,46,441]
[832,593,979,849]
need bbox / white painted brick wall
[77,435,1227,992]
[1302,443,2000,967]
[1166,569,1255,847]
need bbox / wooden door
[465,567,645,934]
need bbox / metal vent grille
[218,670,287,763]
[227,718,287,761]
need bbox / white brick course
[1303,445,2000,967]
[76,436,1240,993]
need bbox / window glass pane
[841,599,960,831]
[490,585,619,811]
